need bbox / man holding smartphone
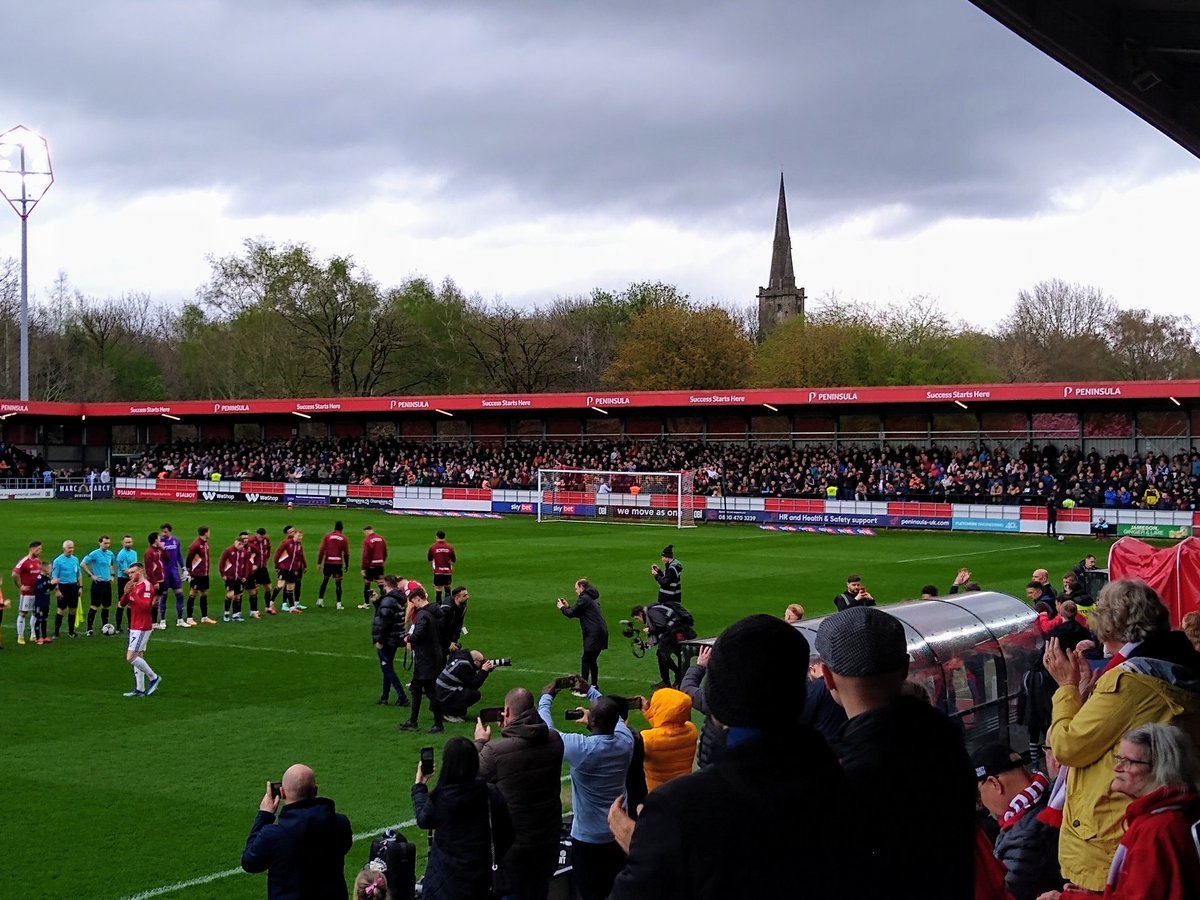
[475,687,565,900]
[242,763,353,899]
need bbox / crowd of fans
[118,437,1200,508]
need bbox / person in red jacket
[360,525,387,609]
[427,530,457,604]
[316,521,350,610]
[1040,723,1200,900]
[184,526,216,625]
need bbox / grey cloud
[0,0,1192,238]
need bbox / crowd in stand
[119,437,1200,508]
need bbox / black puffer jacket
[371,588,406,649]
[408,604,445,680]
[412,779,514,900]
[560,586,608,651]
[476,708,565,892]
[992,790,1064,900]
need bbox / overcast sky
[1,0,1196,330]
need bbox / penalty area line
[894,543,1043,564]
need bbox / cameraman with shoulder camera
[241,763,353,900]
[433,649,499,722]
[630,601,696,689]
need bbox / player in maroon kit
[360,525,387,610]
[185,526,217,625]
[316,521,350,610]
[118,563,162,697]
[247,527,273,615]
[219,532,253,622]
[427,530,457,605]
[144,532,168,630]
[272,527,307,615]
[11,540,43,646]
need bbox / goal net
[537,468,700,527]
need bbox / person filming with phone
[475,687,565,900]
[241,763,353,900]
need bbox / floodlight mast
[0,125,54,401]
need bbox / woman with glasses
[1041,580,1200,893]
[1038,723,1200,899]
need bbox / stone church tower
[756,173,805,339]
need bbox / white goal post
[536,467,700,528]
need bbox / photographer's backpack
[368,828,416,900]
[662,601,697,642]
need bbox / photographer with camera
[629,602,696,689]
[241,763,353,900]
[433,649,502,722]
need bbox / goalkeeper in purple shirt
[159,523,191,628]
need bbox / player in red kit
[247,528,272,614]
[118,563,161,698]
[427,530,457,604]
[219,532,253,621]
[12,539,43,646]
[360,525,387,609]
[272,527,306,615]
[185,526,216,625]
[316,521,350,610]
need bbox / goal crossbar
[537,467,699,528]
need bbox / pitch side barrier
[37,479,1187,537]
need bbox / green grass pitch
[0,501,1092,898]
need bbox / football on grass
[101,623,116,635]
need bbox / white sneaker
[176,620,191,628]
[231,613,244,621]
[336,602,344,611]
[316,598,324,608]
[443,715,465,723]
[155,622,167,631]
[250,610,262,619]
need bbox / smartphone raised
[478,707,503,725]
[420,746,435,776]
[554,675,578,691]
[627,696,644,710]
[564,709,585,721]
[270,781,282,799]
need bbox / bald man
[1030,568,1056,604]
[242,763,352,899]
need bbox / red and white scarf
[1001,772,1051,829]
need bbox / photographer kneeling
[433,649,499,723]
[630,602,695,689]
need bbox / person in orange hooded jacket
[636,687,697,791]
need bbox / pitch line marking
[118,775,572,899]
[894,543,1043,564]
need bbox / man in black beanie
[816,606,976,900]
[608,614,870,900]
[651,545,682,605]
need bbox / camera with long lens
[487,658,513,667]
[619,620,648,658]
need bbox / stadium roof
[970,0,1200,159]
[1,379,1197,419]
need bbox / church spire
[768,172,796,290]
[756,172,805,339]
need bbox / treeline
[1,241,1198,401]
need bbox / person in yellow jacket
[636,688,698,792]
[1043,579,1200,893]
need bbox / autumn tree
[603,304,753,390]
[1105,309,1200,380]
[992,279,1115,381]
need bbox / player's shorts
[191,575,210,591]
[162,568,183,590]
[19,593,35,613]
[432,573,452,588]
[364,565,384,582]
[57,583,81,609]
[253,567,270,586]
[323,563,344,578]
[276,569,297,585]
[91,580,113,608]
[127,629,151,652]
[224,579,243,594]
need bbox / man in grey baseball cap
[816,606,977,900]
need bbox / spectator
[678,645,724,769]
[801,650,849,744]
[412,737,514,900]
[607,614,870,900]
[241,763,352,900]
[353,867,388,900]
[816,606,976,900]
[783,603,804,623]
[1031,569,1057,604]
[1055,573,1093,616]
[632,688,696,792]
[475,687,565,900]
[1181,610,1200,652]
[973,743,1064,900]
[537,679,633,900]
[920,584,940,599]
[1041,579,1200,893]
[557,579,608,693]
